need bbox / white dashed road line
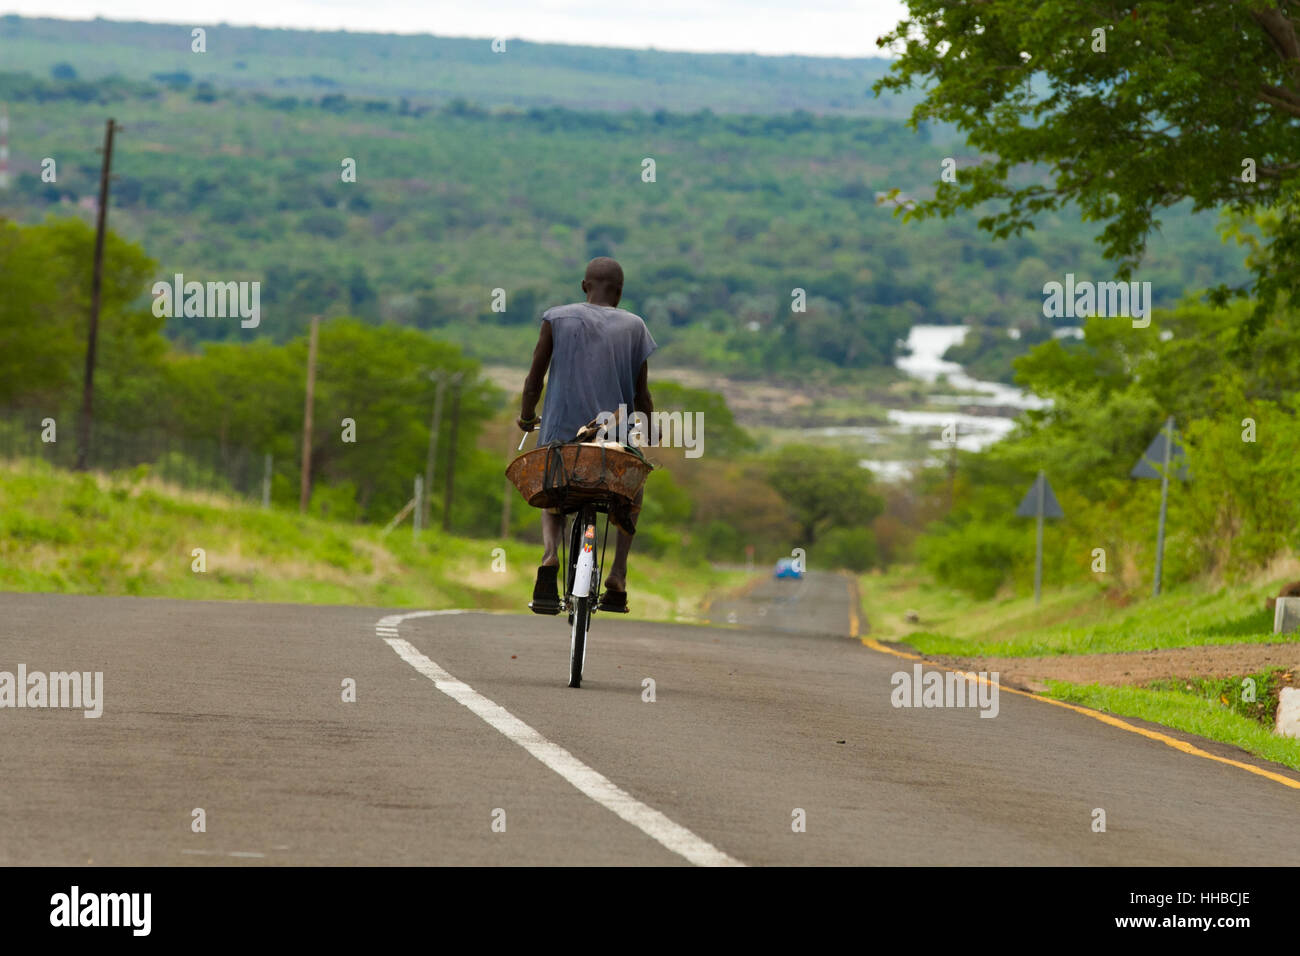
[377,610,744,867]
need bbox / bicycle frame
[562,501,610,604]
[559,499,612,688]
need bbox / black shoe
[597,587,629,613]
[529,565,562,615]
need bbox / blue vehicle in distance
[774,557,803,580]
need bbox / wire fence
[0,411,267,503]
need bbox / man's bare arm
[519,321,553,429]
[633,360,652,417]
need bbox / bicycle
[509,419,650,689]
[559,497,609,688]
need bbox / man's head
[582,257,623,307]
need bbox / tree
[651,383,755,455]
[874,1,1300,339]
[765,444,883,545]
[0,219,161,416]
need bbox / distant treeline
[0,219,887,569]
[0,68,922,137]
[0,70,158,103]
[0,14,906,116]
[0,64,1245,378]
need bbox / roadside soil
[932,644,1300,693]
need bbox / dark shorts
[546,486,643,536]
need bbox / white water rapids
[815,325,1052,482]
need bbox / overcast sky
[1,1,908,57]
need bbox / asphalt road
[2,574,1298,865]
[702,569,858,636]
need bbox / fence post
[424,373,446,532]
[413,474,423,537]
[442,381,461,533]
[262,453,272,509]
[299,314,320,513]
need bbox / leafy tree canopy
[875,0,1300,338]
[764,443,883,545]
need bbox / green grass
[862,567,1300,770]
[1042,678,1300,771]
[0,458,745,620]
[860,565,1291,657]
[1144,669,1293,728]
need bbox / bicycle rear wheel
[567,507,597,688]
[569,593,590,688]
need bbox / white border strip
[377,610,743,867]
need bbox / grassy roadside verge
[860,565,1300,771]
[1045,679,1300,772]
[0,459,745,621]
[859,565,1288,657]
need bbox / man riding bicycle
[517,257,657,615]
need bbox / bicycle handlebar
[517,416,541,451]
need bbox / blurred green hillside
[0,16,1247,375]
[0,457,746,617]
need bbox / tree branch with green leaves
[873,0,1300,338]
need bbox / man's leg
[541,510,565,567]
[530,509,566,614]
[603,487,642,593]
[603,528,633,593]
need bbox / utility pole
[413,474,423,536]
[424,372,448,531]
[0,103,10,191]
[442,378,463,532]
[944,421,958,512]
[299,315,320,512]
[947,444,957,511]
[75,118,118,471]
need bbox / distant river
[891,324,1048,447]
[812,325,1050,482]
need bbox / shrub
[816,525,878,572]
[919,522,1020,599]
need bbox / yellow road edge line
[858,637,1300,792]
[843,573,861,639]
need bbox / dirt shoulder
[933,643,1300,693]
